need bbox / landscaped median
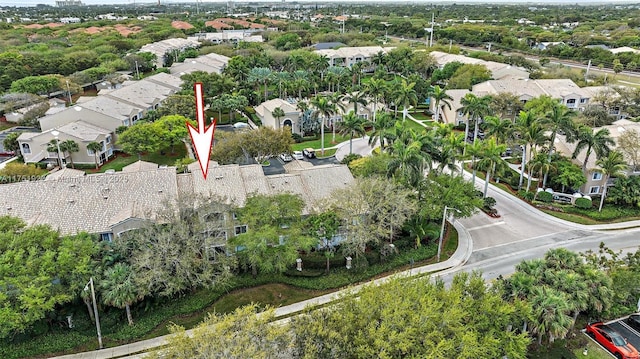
[38,225,467,359]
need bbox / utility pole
[65,80,72,105]
[429,12,434,47]
[487,42,492,53]
[449,39,452,52]
[585,59,592,79]
[85,278,103,349]
[135,60,140,80]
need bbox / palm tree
[59,140,79,169]
[441,131,465,176]
[515,110,546,190]
[542,102,576,185]
[466,140,484,185]
[394,79,418,122]
[596,151,627,212]
[368,111,395,150]
[339,111,367,154]
[46,139,63,168]
[87,141,103,170]
[387,127,430,187]
[291,70,309,99]
[477,138,508,198]
[344,91,368,116]
[429,85,452,123]
[101,263,143,326]
[530,153,557,190]
[460,93,491,147]
[572,125,614,172]
[272,107,286,128]
[310,96,337,156]
[364,78,387,122]
[273,71,290,98]
[327,66,347,93]
[530,286,572,344]
[483,116,513,145]
[248,67,272,102]
[371,51,387,69]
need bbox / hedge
[537,191,553,203]
[574,197,592,209]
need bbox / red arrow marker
[187,82,216,179]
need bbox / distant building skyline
[1,0,639,7]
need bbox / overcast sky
[1,0,638,7]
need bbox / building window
[100,233,113,242]
[100,141,106,151]
[21,143,31,154]
[131,115,138,122]
[592,172,603,181]
[105,135,111,144]
[589,186,600,194]
[566,99,576,104]
[234,225,248,235]
[87,149,95,156]
[580,98,587,104]
[358,114,368,120]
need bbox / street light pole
[65,80,72,105]
[85,278,103,349]
[51,130,63,168]
[135,60,140,80]
[438,206,460,262]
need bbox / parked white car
[279,153,293,162]
[292,151,304,160]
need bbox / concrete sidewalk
[50,220,473,359]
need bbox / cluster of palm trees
[367,88,626,211]
[46,138,104,169]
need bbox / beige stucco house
[255,98,301,134]
[429,51,530,80]
[554,119,640,195]
[315,46,394,68]
[18,121,114,166]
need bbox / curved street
[51,146,640,359]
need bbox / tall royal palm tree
[466,140,484,185]
[291,70,309,99]
[248,67,272,102]
[339,111,367,155]
[274,71,290,98]
[87,141,103,170]
[483,116,513,145]
[328,93,346,143]
[327,66,347,93]
[364,78,387,122]
[572,125,614,172]
[530,153,557,190]
[460,93,491,156]
[394,79,418,122]
[440,131,465,176]
[387,127,430,187]
[542,102,576,184]
[477,138,508,198]
[596,151,627,212]
[344,91,368,116]
[515,110,546,190]
[368,111,395,150]
[429,85,452,123]
[101,263,143,326]
[310,96,337,156]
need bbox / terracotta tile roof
[205,20,233,30]
[171,21,194,30]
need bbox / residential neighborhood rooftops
[0,167,179,235]
[122,160,158,173]
[45,168,86,181]
[315,45,394,59]
[430,51,529,80]
[255,98,299,118]
[57,121,111,141]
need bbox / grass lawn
[528,335,613,359]
[408,111,433,122]
[87,145,189,174]
[403,118,427,132]
[317,148,337,158]
[292,134,350,151]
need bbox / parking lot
[584,315,640,357]
[606,318,640,351]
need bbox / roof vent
[158,189,163,193]
[69,183,76,188]
[6,207,11,210]
[67,199,75,204]
[103,195,108,199]
[215,175,224,180]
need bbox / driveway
[335,136,374,161]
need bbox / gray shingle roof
[122,160,158,173]
[0,168,178,235]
